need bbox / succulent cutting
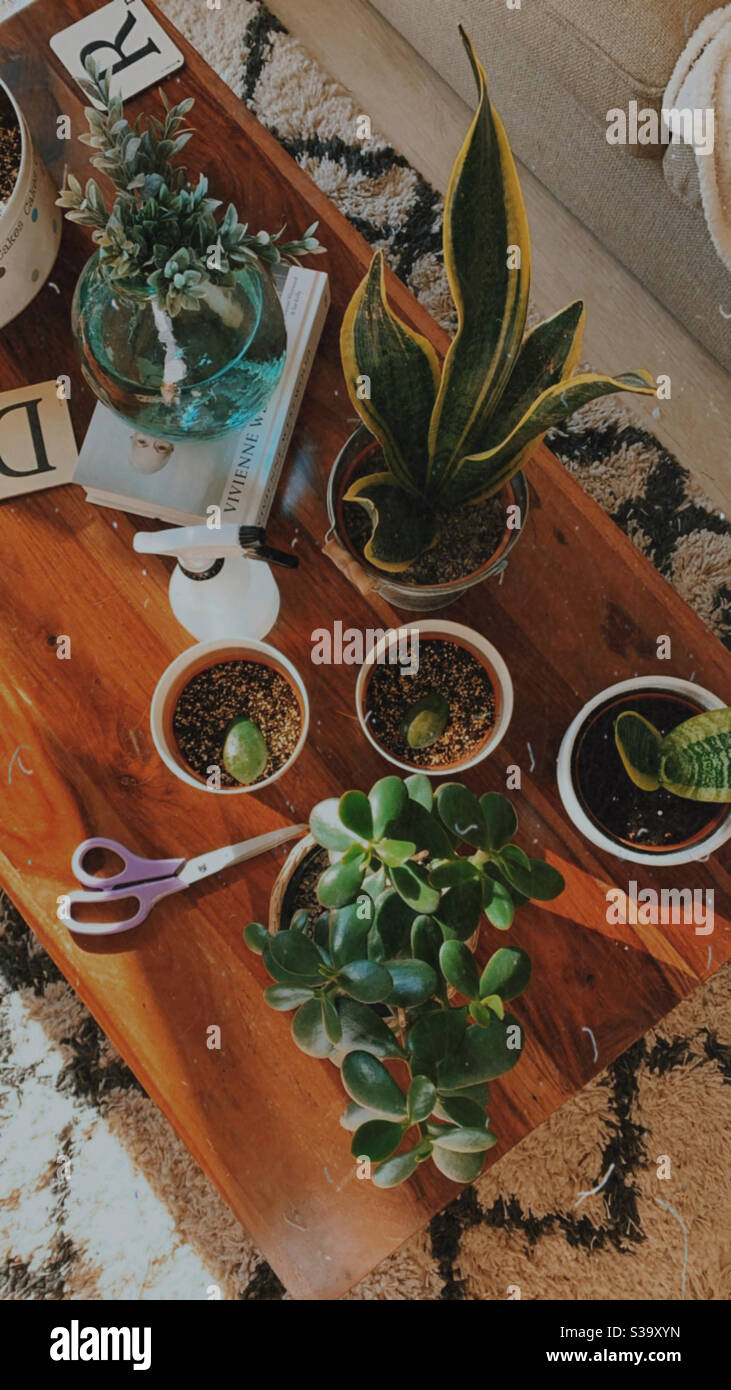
[57,59,324,315]
[339,28,656,573]
[615,706,731,802]
[244,774,564,1187]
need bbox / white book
[73,264,329,526]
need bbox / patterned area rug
[1,0,729,1301]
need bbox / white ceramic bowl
[0,80,62,328]
[150,638,309,794]
[557,675,731,867]
[355,619,513,776]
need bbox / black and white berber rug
[1,0,729,1301]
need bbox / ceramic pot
[0,80,61,328]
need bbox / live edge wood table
[1,0,729,1302]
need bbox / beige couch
[368,0,731,369]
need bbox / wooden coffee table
[1,0,729,1301]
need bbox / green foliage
[244,775,564,1187]
[614,707,731,803]
[339,29,655,571]
[57,59,324,314]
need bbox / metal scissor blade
[178,824,309,886]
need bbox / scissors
[59,825,307,937]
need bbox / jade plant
[615,707,731,802]
[57,60,323,314]
[339,28,656,573]
[244,774,564,1187]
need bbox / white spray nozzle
[133,524,298,572]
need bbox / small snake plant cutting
[615,708,731,802]
[244,775,564,1188]
[339,28,656,572]
[57,59,324,315]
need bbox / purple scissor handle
[61,825,307,937]
[62,837,187,937]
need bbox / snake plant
[244,774,564,1188]
[615,708,731,802]
[339,28,656,572]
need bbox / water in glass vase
[71,254,287,440]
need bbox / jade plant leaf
[321,996,343,1045]
[480,946,532,1001]
[340,1101,381,1131]
[369,775,408,838]
[659,708,731,802]
[391,862,441,915]
[339,790,374,841]
[502,855,565,902]
[310,798,354,851]
[268,931,322,980]
[372,1149,422,1188]
[402,690,449,750]
[481,876,515,930]
[439,939,480,999]
[317,859,366,908]
[351,1119,405,1163]
[410,915,443,973]
[407,1008,468,1082]
[392,798,453,861]
[408,1075,437,1123]
[480,791,518,851]
[430,1125,497,1152]
[222,718,268,784]
[334,999,404,1061]
[341,1051,409,1119]
[376,838,417,868]
[437,1013,524,1089]
[405,773,433,810]
[264,984,315,1011]
[434,1094,486,1128]
[383,959,437,1007]
[431,1146,487,1183]
[429,858,479,889]
[338,959,393,1004]
[435,878,483,941]
[373,889,415,956]
[329,903,372,967]
[436,784,485,847]
[291,998,334,1058]
[469,1000,494,1028]
[243,921,269,954]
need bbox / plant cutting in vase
[150,638,309,793]
[356,620,513,775]
[59,60,324,438]
[335,28,655,597]
[244,774,564,1187]
[557,678,731,866]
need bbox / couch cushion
[370,0,721,157]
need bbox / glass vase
[71,253,287,439]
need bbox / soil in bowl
[0,91,21,210]
[279,845,329,934]
[172,659,301,787]
[364,637,496,769]
[342,445,509,586]
[572,689,726,851]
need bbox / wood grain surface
[0,0,729,1300]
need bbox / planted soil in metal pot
[572,689,726,852]
[340,439,513,586]
[172,658,301,787]
[363,636,496,770]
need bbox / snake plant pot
[150,638,309,794]
[71,252,286,439]
[327,426,528,612]
[0,81,61,328]
[557,676,731,867]
[356,619,513,776]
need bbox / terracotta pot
[150,637,309,794]
[326,424,528,612]
[557,676,731,867]
[355,618,513,777]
